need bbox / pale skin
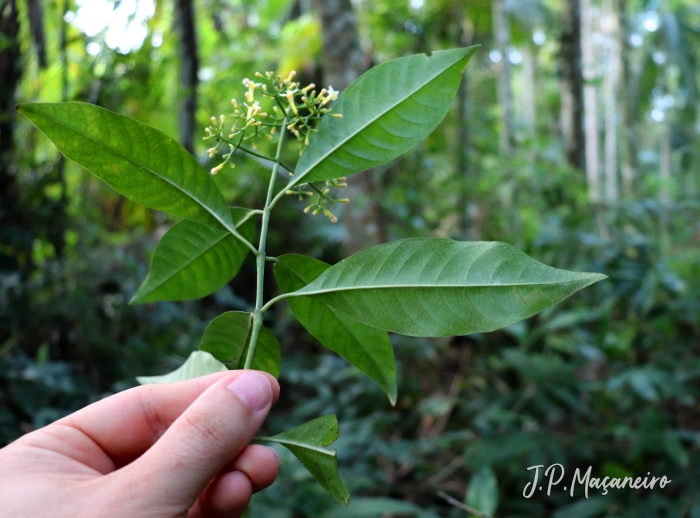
[0,370,281,518]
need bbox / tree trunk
[581,0,600,202]
[53,0,70,259]
[312,0,363,90]
[0,0,23,268]
[491,0,515,155]
[312,0,386,252]
[456,12,475,237]
[617,0,636,196]
[25,0,46,68]
[602,0,619,203]
[559,0,584,169]
[174,0,199,154]
[522,45,537,142]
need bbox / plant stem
[260,291,293,313]
[218,135,295,174]
[244,114,288,370]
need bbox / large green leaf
[199,311,281,377]
[290,238,606,337]
[18,102,235,233]
[288,47,478,187]
[256,415,349,506]
[131,208,256,304]
[274,254,397,404]
[465,467,499,517]
[136,351,227,384]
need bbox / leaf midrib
[138,213,253,298]
[38,110,234,233]
[255,437,337,456]
[140,232,230,297]
[296,279,596,296]
[290,50,470,187]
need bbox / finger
[189,471,252,518]
[228,444,280,492]
[120,371,273,509]
[59,370,279,466]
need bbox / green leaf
[240,325,282,378]
[136,351,227,384]
[131,208,256,304]
[256,415,349,506]
[18,102,235,233]
[291,238,607,337]
[199,311,281,378]
[274,254,397,405]
[289,47,478,187]
[199,311,252,363]
[465,467,499,517]
[552,497,610,518]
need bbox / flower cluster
[238,69,342,152]
[201,70,348,222]
[287,177,349,223]
[203,70,341,175]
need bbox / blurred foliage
[2,0,700,516]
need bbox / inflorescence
[203,70,346,222]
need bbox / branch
[437,491,493,517]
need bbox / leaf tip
[587,272,608,285]
[129,288,151,305]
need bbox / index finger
[59,370,280,467]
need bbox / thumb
[119,371,275,509]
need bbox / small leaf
[131,208,256,304]
[256,415,349,506]
[289,47,478,187]
[465,467,499,517]
[136,351,227,384]
[291,238,607,337]
[18,102,236,233]
[199,311,281,378]
[238,325,282,378]
[275,254,397,404]
[199,311,252,363]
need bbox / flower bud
[211,163,224,175]
[285,91,299,115]
[323,208,338,223]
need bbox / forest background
[1,0,700,516]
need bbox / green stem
[244,114,289,370]
[218,135,295,175]
[260,292,293,313]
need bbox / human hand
[0,370,280,518]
